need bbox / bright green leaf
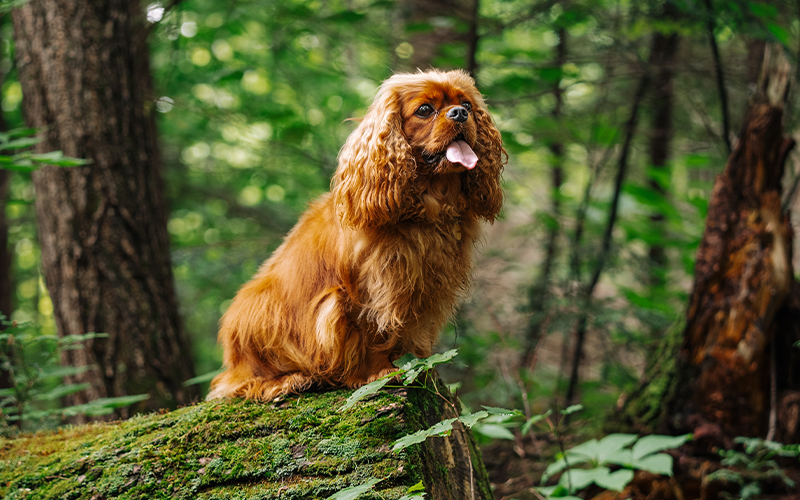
[327,478,382,500]
[632,453,673,476]
[473,423,515,440]
[392,418,457,452]
[459,410,489,428]
[339,376,393,411]
[632,434,690,460]
[594,468,634,492]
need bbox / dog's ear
[333,85,415,229]
[465,104,506,221]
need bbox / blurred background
[1,0,798,495]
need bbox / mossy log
[0,372,491,499]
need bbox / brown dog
[208,69,505,401]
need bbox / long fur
[208,69,506,401]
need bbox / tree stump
[0,371,491,499]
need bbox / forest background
[0,0,798,497]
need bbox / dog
[207,69,505,401]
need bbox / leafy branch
[0,128,90,172]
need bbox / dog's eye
[461,102,472,111]
[416,104,435,117]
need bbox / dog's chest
[355,220,475,294]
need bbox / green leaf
[543,454,592,482]
[565,438,601,461]
[604,449,633,468]
[632,453,673,476]
[339,375,394,412]
[536,485,581,499]
[459,410,489,428]
[58,394,150,417]
[29,152,91,167]
[632,434,690,460]
[402,365,426,385]
[596,434,638,463]
[766,23,789,44]
[560,404,583,416]
[398,480,426,500]
[326,477,382,500]
[401,349,458,385]
[31,383,91,401]
[397,494,425,500]
[594,468,634,492]
[38,364,94,380]
[90,394,151,409]
[392,418,457,452]
[473,423,515,440]
[6,127,38,138]
[59,332,109,344]
[1,137,41,150]
[558,466,609,492]
[481,406,524,417]
[407,481,425,493]
[422,349,458,367]
[521,410,552,435]
[183,369,223,387]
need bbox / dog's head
[333,69,505,228]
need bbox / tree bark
[12,0,196,417]
[646,25,679,291]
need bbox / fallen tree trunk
[0,371,491,499]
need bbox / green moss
[0,388,422,500]
[608,317,686,434]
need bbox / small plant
[0,315,149,432]
[704,437,799,499]
[536,430,691,499]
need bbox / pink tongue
[446,140,478,169]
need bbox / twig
[466,0,480,79]
[565,67,650,406]
[703,0,732,154]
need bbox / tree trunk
[646,26,679,292]
[615,45,798,440]
[12,0,196,417]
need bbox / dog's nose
[446,106,469,123]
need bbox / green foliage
[705,437,800,499]
[0,316,149,432]
[538,433,691,498]
[0,128,90,172]
[339,350,458,411]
